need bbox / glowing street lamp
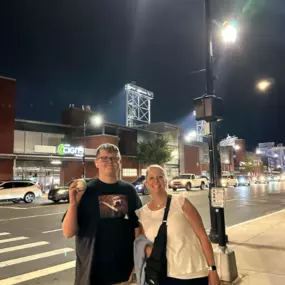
[221,20,238,44]
[185,130,197,142]
[256,79,272,92]
[233,145,240,151]
[82,114,103,177]
[90,114,103,126]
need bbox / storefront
[13,142,97,190]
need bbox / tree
[136,138,172,166]
[243,155,262,175]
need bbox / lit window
[122,168,137,177]
[141,169,147,176]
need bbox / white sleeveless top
[136,195,208,279]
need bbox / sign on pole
[211,188,226,208]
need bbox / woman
[136,165,220,285]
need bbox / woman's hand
[145,245,153,258]
[209,270,220,285]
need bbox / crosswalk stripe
[42,229,62,234]
[0,232,10,236]
[0,237,29,244]
[0,212,65,222]
[0,241,49,254]
[0,260,76,284]
[0,248,74,268]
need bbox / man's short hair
[95,143,121,159]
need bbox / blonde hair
[145,164,167,180]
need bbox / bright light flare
[90,115,103,126]
[234,145,240,151]
[51,160,62,165]
[221,21,238,44]
[256,80,272,92]
[185,130,197,142]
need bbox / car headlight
[221,179,226,184]
[136,185,143,190]
[57,190,68,194]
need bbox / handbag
[145,195,172,285]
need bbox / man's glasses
[97,156,120,163]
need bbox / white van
[0,181,42,203]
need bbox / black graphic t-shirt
[72,179,142,285]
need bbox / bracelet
[208,265,217,271]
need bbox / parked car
[237,175,251,186]
[48,178,92,203]
[255,175,268,184]
[268,175,279,183]
[131,175,149,195]
[168,174,208,191]
[221,175,238,187]
[0,180,42,203]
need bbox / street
[0,183,285,284]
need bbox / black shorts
[161,276,208,285]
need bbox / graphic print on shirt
[99,194,129,218]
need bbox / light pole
[82,114,103,178]
[194,1,238,282]
[198,0,238,244]
[203,0,224,244]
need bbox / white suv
[0,181,42,203]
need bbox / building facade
[0,76,238,186]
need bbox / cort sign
[57,144,84,157]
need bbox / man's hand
[69,180,86,206]
[128,268,136,282]
[209,270,220,285]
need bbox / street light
[256,79,272,92]
[90,114,103,126]
[233,145,240,151]
[193,1,238,282]
[221,20,238,44]
[184,130,197,142]
[82,114,103,178]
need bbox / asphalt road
[0,183,285,284]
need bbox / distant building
[256,142,285,173]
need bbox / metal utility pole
[82,120,86,178]
[194,1,238,282]
[204,0,226,244]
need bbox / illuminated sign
[57,144,84,157]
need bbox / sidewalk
[217,209,285,285]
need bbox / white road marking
[25,205,66,209]
[0,204,63,210]
[0,232,10,236]
[0,207,28,210]
[226,199,239,202]
[0,241,49,254]
[0,248,74,268]
[0,237,29,244]
[42,229,62,234]
[0,260,76,284]
[227,208,285,229]
[0,212,65,222]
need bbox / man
[62,143,142,285]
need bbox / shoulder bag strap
[162,195,172,222]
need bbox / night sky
[1,0,285,149]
